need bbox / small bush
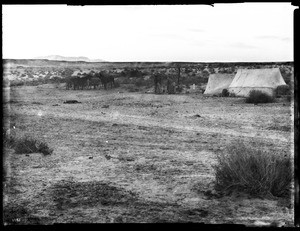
[229,92,236,97]
[36,141,53,155]
[245,90,274,103]
[14,137,53,155]
[213,141,292,198]
[221,89,229,97]
[276,85,290,97]
[63,100,81,104]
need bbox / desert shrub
[245,90,274,103]
[229,92,236,97]
[275,85,290,97]
[13,137,53,155]
[221,89,229,97]
[213,141,292,198]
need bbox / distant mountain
[35,55,106,62]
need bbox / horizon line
[3,58,294,63]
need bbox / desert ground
[3,83,294,225]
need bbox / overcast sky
[2,4,296,62]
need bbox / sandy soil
[3,84,294,225]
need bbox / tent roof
[229,68,286,89]
[204,73,235,95]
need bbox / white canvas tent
[204,74,235,95]
[228,68,287,97]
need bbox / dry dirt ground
[3,84,294,225]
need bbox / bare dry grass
[213,141,292,198]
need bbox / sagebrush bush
[213,142,292,198]
[13,137,53,155]
[245,90,274,103]
[276,85,290,97]
[221,89,229,97]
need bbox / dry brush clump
[276,85,291,97]
[4,134,53,156]
[245,90,275,103]
[213,141,292,198]
[221,89,229,97]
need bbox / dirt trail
[17,107,290,144]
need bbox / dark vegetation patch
[8,100,21,104]
[221,89,229,97]
[49,179,209,222]
[245,90,275,104]
[190,114,202,119]
[275,85,291,97]
[213,141,292,198]
[116,153,136,162]
[63,100,81,104]
[267,125,291,132]
[50,180,139,210]
[32,101,43,105]
[4,135,53,155]
[3,203,45,225]
[159,146,173,150]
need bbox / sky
[2,4,296,62]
